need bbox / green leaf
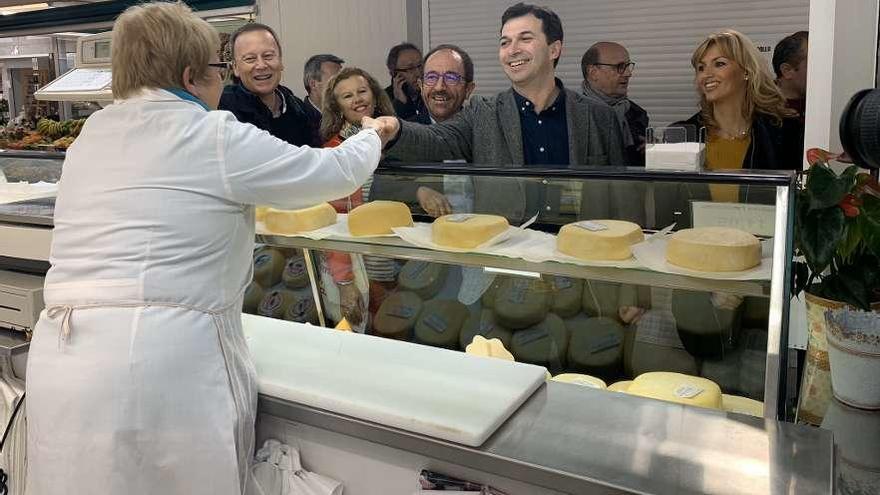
[806,164,858,210]
[838,221,862,260]
[860,194,880,257]
[799,206,846,274]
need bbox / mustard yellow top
[706,134,751,202]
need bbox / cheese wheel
[557,220,644,261]
[282,255,310,289]
[582,280,622,320]
[722,394,764,417]
[414,299,469,349]
[494,277,550,329]
[608,380,632,392]
[465,335,514,361]
[627,372,723,410]
[374,291,423,340]
[242,281,264,314]
[547,276,583,318]
[629,341,699,377]
[460,309,513,349]
[253,248,285,288]
[398,261,448,299]
[666,227,761,272]
[348,200,413,236]
[481,276,504,309]
[283,292,318,324]
[567,317,625,379]
[672,289,741,359]
[432,214,509,248]
[258,288,297,319]
[265,203,337,234]
[551,373,607,389]
[511,313,569,369]
[255,206,269,223]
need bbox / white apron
[25,88,381,494]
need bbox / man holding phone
[384,42,429,120]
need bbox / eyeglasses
[394,63,422,75]
[208,62,233,81]
[422,71,465,86]
[593,62,635,74]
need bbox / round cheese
[432,214,509,249]
[284,292,318,324]
[551,373,607,389]
[398,261,448,299]
[494,277,550,329]
[242,281,264,314]
[721,394,764,417]
[265,203,337,234]
[627,372,723,410]
[282,255,310,289]
[481,276,504,309]
[460,309,513,349]
[258,288,297,319]
[608,380,632,392]
[414,299,469,349]
[253,247,285,288]
[465,335,514,361]
[374,291,423,340]
[671,289,740,359]
[255,206,269,223]
[547,276,583,318]
[511,313,569,369]
[557,220,644,261]
[567,317,625,379]
[582,280,622,320]
[666,227,761,272]
[348,200,413,236]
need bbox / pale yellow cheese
[265,203,337,234]
[255,206,269,223]
[627,372,723,410]
[374,291,423,340]
[608,380,632,392]
[432,214,509,248]
[347,200,413,236]
[557,220,644,261]
[465,335,515,361]
[666,227,761,272]
[551,373,607,389]
[721,394,764,417]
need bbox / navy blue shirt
[513,82,569,167]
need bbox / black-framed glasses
[593,61,635,74]
[208,62,233,81]
[422,71,465,86]
[394,63,422,75]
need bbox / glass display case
[252,164,796,420]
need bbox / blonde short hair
[691,29,794,129]
[112,2,219,98]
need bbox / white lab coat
[24,88,381,495]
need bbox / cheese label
[573,221,608,232]
[260,291,282,313]
[388,304,416,319]
[590,332,623,354]
[507,279,529,304]
[445,214,476,223]
[254,253,272,268]
[674,385,704,399]
[290,298,313,318]
[284,258,306,277]
[554,276,573,290]
[424,314,448,333]
[515,328,548,345]
[404,261,429,279]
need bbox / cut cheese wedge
[432,214,509,248]
[626,372,723,410]
[666,227,761,272]
[348,200,413,236]
[265,203,337,234]
[557,220,644,261]
[551,373,607,389]
[465,335,515,361]
[721,394,764,417]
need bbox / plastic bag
[248,439,343,495]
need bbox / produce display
[0,118,86,150]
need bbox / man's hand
[417,186,453,217]
[392,73,410,104]
[362,116,399,147]
[337,283,364,326]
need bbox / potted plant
[794,148,880,416]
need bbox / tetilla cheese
[557,220,644,261]
[567,317,625,379]
[414,300,469,348]
[398,261,448,299]
[282,255,310,289]
[608,380,632,392]
[722,394,764,417]
[258,288,296,319]
[253,247,285,288]
[551,373,607,389]
[511,313,569,368]
[494,277,550,329]
[284,293,318,324]
[265,203,337,234]
[626,372,723,410]
[460,309,513,349]
[671,289,741,359]
[242,281,264,314]
[374,291,423,340]
[582,280,622,320]
[347,200,413,236]
[666,227,761,272]
[432,214,509,248]
[465,335,514,361]
[547,276,583,318]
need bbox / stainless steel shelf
[0,328,29,356]
[257,234,771,297]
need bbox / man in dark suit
[302,53,344,145]
[384,42,429,121]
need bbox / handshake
[360,116,400,147]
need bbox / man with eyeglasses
[384,42,429,121]
[413,44,476,124]
[581,42,649,167]
[219,23,315,147]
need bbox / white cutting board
[242,314,547,447]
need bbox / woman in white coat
[24,3,391,494]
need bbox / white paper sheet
[631,236,772,281]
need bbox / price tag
[388,305,416,319]
[445,214,475,223]
[589,332,623,354]
[424,314,448,334]
[573,221,608,232]
[674,385,704,399]
[554,276,573,290]
[515,328,548,346]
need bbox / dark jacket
[303,96,323,148]
[219,83,316,147]
[384,84,429,121]
[625,101,650,167]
